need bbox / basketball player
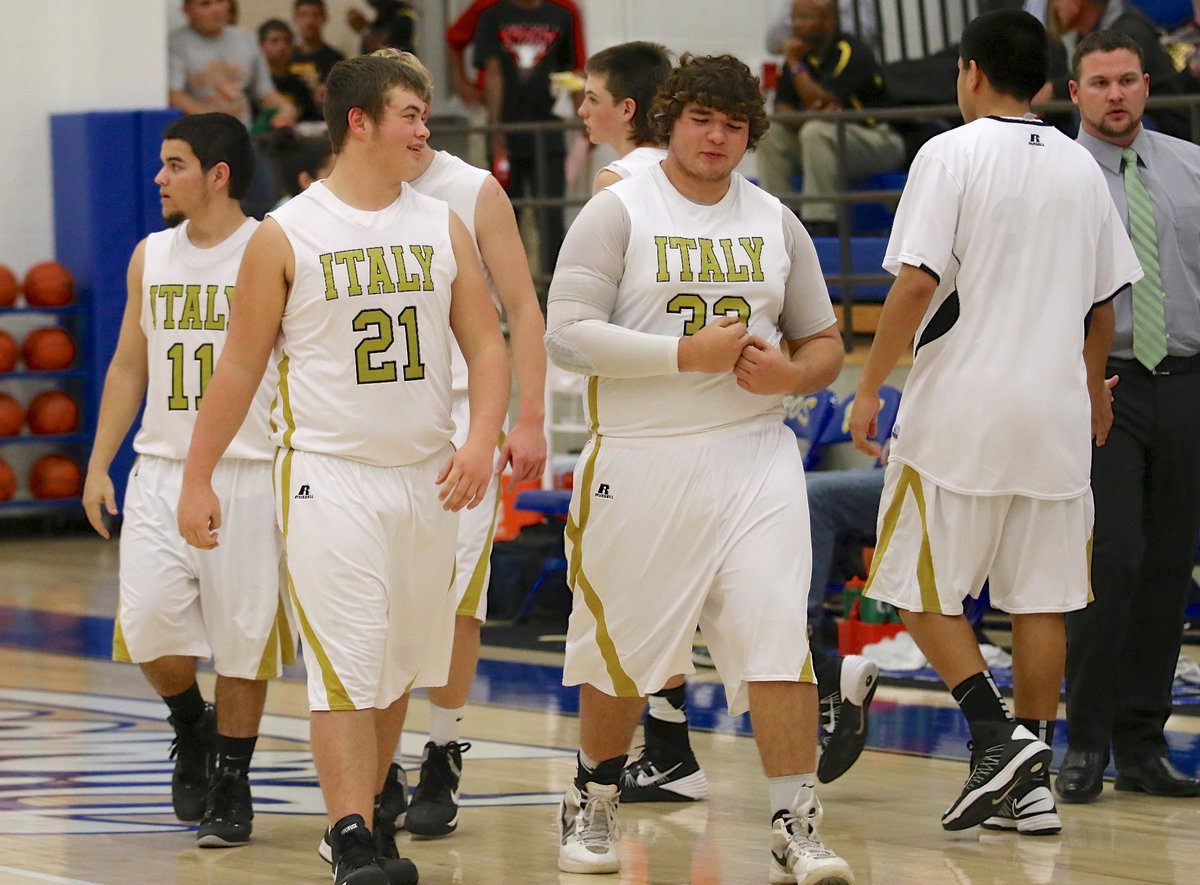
[545,53,853,882]
[177,55,510,885]
[578,41,672,194]
[82,113,291,849]
[358,48,547,845]
[848,9,1142,834]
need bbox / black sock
[162,683,206,725]
[216,734,257,777]
[1017,717,1055,747]
[812,652,839,697]
[644,686,692,756]
[950,671,1012,742]
[575,753,627,790]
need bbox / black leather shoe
[1115,755,1200,797]
[1055,748,1107,804]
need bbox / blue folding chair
[783,388,838,470]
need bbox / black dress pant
[1064,362,1200,766]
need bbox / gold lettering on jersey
[148,285,159,328]
[178,285,204,330]
[319,252,338,301]
[654,236,671,282]
[158,284,183,330]
[695,239,726,283]
[204,285,228,330]
[667,237,697,281]
[738,237,765,282]
[409,245,435,291]
[390,246,423,292]
[365,247,397,295]
[720,239,751,282]
[332,249,367,296]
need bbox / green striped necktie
[1121,147,1169,371]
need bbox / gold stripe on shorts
[1085,532,1095,605]
[111,601,132,662]
[799,649,816,684]
[278,447,354,710]
[865,464,940,613]
[277,354,297,448]
[587,375,599,434]
[565,435,637,696]
[255,589,296,679]
[457,478,502,618]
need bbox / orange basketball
[0,393,22,436]
[26,390,79,435]
[0,329,15,372]
[22,327,75,371]
[23,261,74,307]
[0,458,15,501]
[30,453,83,499]
[0,264,18,306]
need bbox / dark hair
[650,53,769,149]
[324,54,429,151]
[959,9,1048,103]
[1071,29,1144,80]
[257,18,292,44]
[271,130,333,196]
[294,0,326,11]
[161,113,255,200]
[586,42,673,145]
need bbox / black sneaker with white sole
[619,749,709,803]
[196,766,252,847]
[167,703,216,823]
[941,723,1052,831]
[406,741,469,837]
[817,654,879,783]
[981,775,1063,836]
[328,814,419,885]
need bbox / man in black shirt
[258,19,322,124]
[291,0,345,90]
[475,0,580,276]
[758,0,906,235]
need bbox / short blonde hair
[370,48,434,103]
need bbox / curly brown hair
[649,53,769,150]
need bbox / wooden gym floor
[1,535,1198,884]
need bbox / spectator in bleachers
[346,0,416,55]
[766,0,878,50]
[1046,0,1193,139]
[757,0,907,236]
[474,0,583,277]
[169,0,298,131]
[291,0,345,90]
[578,41,673,193]
[257,20,322,124]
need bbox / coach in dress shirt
[1058,29,1200,804]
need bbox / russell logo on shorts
[294,484,314,499]
[594,483,613,500]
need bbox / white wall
[0,0,167,276]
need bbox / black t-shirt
[272,72,322,122]
[474,0,578,157]
[361,1,416,55]
[776,31,888,112]
[291,43,345,83]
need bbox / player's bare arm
[178,219,290,549]
[850,262,937,456]
[734,323,842,396]
[677,315,749,373]
[1083,299,1116,446]
[484,58,507,160]
[591,168,623,194]
[83,239,151,539]
[442,211,510,512]
[474,175,547,485]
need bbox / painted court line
[0,866,103,885]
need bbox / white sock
[768,773,816,814]
[428,703,465,746]
[578,749,600,772]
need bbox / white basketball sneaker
[558,781,621,874]
[768,794,854,885]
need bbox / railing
[428,93,1200,350]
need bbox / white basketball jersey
[408,150,500,392]
[595,166,804,436]
[134,219,275,461]
[267,181,457,467]
[602,146,667,183]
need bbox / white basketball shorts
[450,393,505,621]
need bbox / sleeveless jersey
[267,181,457,467]
[408,150,501,393]
[602,146,667,182]
[594,165,806,436]
[134,219,275,461]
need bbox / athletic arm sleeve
[882,148,962,278]
[780,210,838,340]
[544,191,680,378]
